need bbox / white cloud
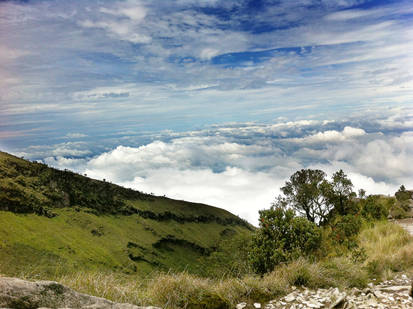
[200,48,220,60]
[100,4,147,22]
[65,133,87,139]
[0,46,30,60]
[289,126,366,144]
[325,9,374,21]
[121,167,280,224]
[44,114,413,225]
[79,1,151,44]
[79,19,151,44]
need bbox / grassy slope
[22,221,413,308]
[0,151,252,277]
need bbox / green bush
[361,196,389,220]
[249,207,322,274]
[395,185,411,202]
[331,214,363,248]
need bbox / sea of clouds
[39,108,413,225]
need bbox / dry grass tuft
[360,221,413,279]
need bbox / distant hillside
[0,151,252,277]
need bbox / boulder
[0,277,159,309]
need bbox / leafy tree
[358,189,366,199]
[280,169,334,225]
[328,169,357,216]
[278,169,358,225]
[249,206,322,275]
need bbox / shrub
[395,185,411,202]
[249,207,322,274]
[331,214,363,248]
[361,196,389,220]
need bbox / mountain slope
[0,151,252,277]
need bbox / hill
[0,151,252,277]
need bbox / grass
[4,220,409,308]
[0,150,252,277]
[360,221,413,279]
[0,209,250,277]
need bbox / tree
[249,206,322,274]
[328,169,357,216]
[395,185,411,202]
[280,169,333,225]
[278,169,358,225]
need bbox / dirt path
[396,218,413,236]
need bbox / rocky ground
[237,274,412,309]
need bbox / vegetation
[0,151,252,277]
[1,151,412,308]
[249,207,322,274]
[248,168,405,274]
[9,221,411,308]
[277,169,356,225]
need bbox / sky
[1,0,412,224]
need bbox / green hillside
[0,151,252,277]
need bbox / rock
[262,273,413,308]
[411,282,413,298]
[329,293,346,308]
[284,293,296,302]
[0,277,159,309]
[254,302,262,308]
[378,285,410,292]
[236,302,247,309]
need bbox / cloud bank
[43,111,413,225]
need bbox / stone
[236,302,247,309]
[411,282,413,298]
[329,293,346,308]
[378,285,410,292]
[284,293,296,302]
[261,273,413,308]
[254,302,262,308]
[0,277,159,309]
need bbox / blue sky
[1,0,412,223]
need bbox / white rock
[379,285,410,292]
[253,302,261,308]
[284,293,296,302]
[236,302,247,309]
[304,299,323,308]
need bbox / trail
[396,218,413,236]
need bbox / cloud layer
[43,110,413,224]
